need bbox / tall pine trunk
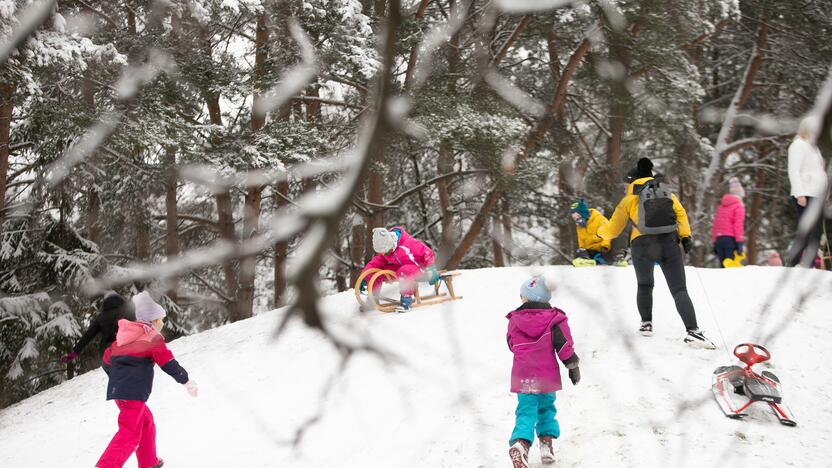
[273,181,289,308]
[236,12,269,320]
[747,145,768,265]
[164,147,180,300]
[0,83,15,229]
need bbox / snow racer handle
[733,343,771,368]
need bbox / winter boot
[508,439,531,468]
[639,321,653,336]
[613,248,630,267]
[396,294,414,312]
[684,329,717,349]
[539,436,555,464]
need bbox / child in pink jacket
[711,177,746,267]
[359,226,440,311]
[96,292,197,468]
[506,276,580,468]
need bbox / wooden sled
[354,268,463,313]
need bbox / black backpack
[635,179,677,235]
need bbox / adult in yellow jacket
[569,198,612,264]
[598,157,714,349]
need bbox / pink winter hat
[728,177,745,198]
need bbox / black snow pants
[630,233,698,330]
[788,196,825,266]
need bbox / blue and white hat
[520,275,552,303]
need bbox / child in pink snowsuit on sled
[96,292,198,468]
[359,226,440,311]
[506,276,580,468]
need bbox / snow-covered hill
[1,266,831,468]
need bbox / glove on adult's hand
[60,352,78,364]
[681,236,693,254]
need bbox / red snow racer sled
[354,268,462,313]
[712,343,796,426]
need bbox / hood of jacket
[719,193,742,208]
[115,319,160,346]
[627,176,654,196]
[506,302,564,339]
[388,226,411,247]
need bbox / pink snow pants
[395,264,422,295]
[96,400,158,468]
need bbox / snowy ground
[1,265,831,468]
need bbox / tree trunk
[493,15,531,66]
[251,13,269,131]
[545,24,566,121]
[164,146,179,300]
[492,212,505,267]
[501,198,513,264]
[445,38,591,269]
[236,186,261,321]
[603,25,638,190]
[134,204,150,261]
[402,0,431,92]
[273,181,289,308]
[558,163,575,262]
[436,145,455,259]
[127,8,136,34]
[693,22,768,227]
[747,146,768,265]
[0,83,15,227]
[82,73,99,243]
[236,11,270,319]
[215,190,238,311]
[86,191,100,244]
[365,143,385,256]
[446,188,501,269]
[437,5,460,261]
[349,220,365,286]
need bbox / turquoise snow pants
[509,392,559,445]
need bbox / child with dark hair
[60,293,133,371]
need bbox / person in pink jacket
[711,177,746,267]
[506,276,580,468]
[359,226,440,311]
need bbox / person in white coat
[787,116,828,266]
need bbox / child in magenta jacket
[711,177,746,267]
[96,292,198,468]
[506,276,580,468]
[359,226,440,311]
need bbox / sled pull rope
[693,266,731,359]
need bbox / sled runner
[712,343,796,426]
[354,268,463,313]
[722,252,746,268]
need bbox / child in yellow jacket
[570,198,611,265]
